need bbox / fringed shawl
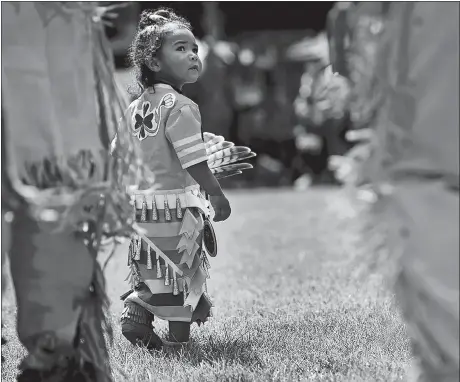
[1,2,148,236]
[1,3,150,381]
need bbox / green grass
[1,188,411,381]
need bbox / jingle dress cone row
[125,192,213,323]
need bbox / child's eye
[193,48,199,54]
[177,46,186,52]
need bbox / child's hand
[209,195,231,222]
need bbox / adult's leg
[8,205,107,380]
[392,181,459,381]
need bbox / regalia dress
[116,84,255,335]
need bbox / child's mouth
[189,65,199,71]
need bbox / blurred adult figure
[289,33,352,185]
[328,3,459,380]
[2,2,142,381]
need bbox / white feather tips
[203,132,257,179]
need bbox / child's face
[154,25,202,88]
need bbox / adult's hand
[328,128,376,186]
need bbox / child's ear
[147,57,161,72]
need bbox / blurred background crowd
[106,1,354,189]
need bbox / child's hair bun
[138,8,174,30]
[153,9,172,19]
[138,10,156,30]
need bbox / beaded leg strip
[120,302,162,350]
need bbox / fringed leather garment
[328,3,459,380]
[1,2,150,381]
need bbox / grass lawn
[1,188,411,381]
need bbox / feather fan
[204,132,256,179]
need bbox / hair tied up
[153,9,171,19]
[138,9,172,31]
[148,14,166,26]
[129,8,192,96]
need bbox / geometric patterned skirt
[122,193,213,324]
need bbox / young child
[116,8,233,349]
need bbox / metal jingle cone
[147,246,153,269]
[129,264,136,289]
[134,236,141,261]
[164,198,172,221]
[151,196,158,221]
[141,196,147,222]
[164,266,170,286]
[173,272,179,295]
[176,195,183,219]
[156,252,162,278]
[183,279,187,303]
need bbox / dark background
[137,2,334,37]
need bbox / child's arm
[186,161,231,222]
[166,104,231,221]
[186,161,223,196]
